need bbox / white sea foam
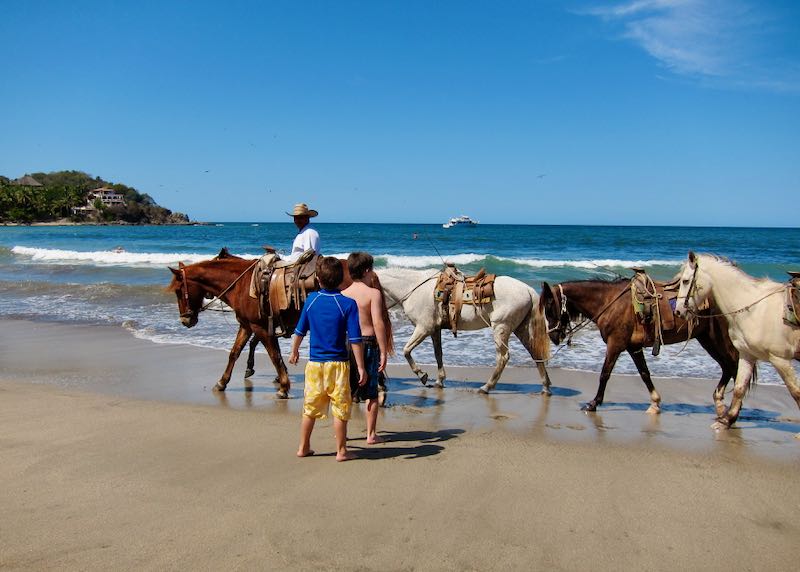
[10,246,263,266]
[9,246,683,272]
[370,252,681,270]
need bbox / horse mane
[697,253,774,285]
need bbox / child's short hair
[317,256,344,289]
[347,251,374,280]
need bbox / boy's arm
[369,289,388,372]
[350,342,367,386]
[288,334,303,365]
[289,297,311,365]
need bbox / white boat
[442,215,479,228]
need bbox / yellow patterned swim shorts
[303,361,352,420]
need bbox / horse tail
[529,289,551,372]
[371,273,396,356]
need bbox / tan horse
[674,252,800,432]
[377,267,551,395]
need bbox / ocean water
[1,222,798,385]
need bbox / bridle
[680,259,785,319]
[680,261,701,316]
[178,266,195,321]
[546,284,573,342]
[545,281,631,344]
[177,260,259,321]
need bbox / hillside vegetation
[0,171,190,224]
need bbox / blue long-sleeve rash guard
[294,289,362,362]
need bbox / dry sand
[1,319,799,571]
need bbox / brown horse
[540,279,738,414]
[168,252,393,397]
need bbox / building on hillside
[89,187,126,207]
[12,176,43,187]
[71,187,127,216]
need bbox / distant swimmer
[412,233,418,240]
[113,246,125,253]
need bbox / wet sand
[1,319,799,570]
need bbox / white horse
[674,252,800,433]
[376,267,552,395]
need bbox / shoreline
[2,318,800,570]
[2,318,798,456]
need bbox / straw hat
[286,203,318,218]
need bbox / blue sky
[1,0,798,226]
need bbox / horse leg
[479,324,511,394]
[403,324,432,386]
[258,330,290,399]
[514,322,552,396]
[216,326,252,391]
[431,327,446,388]
[714,357,755,430]
[770,357,800,438]
[711,375,730,419]
[584,342,624,411]
[245,334,258,378]
[695,333,736,418]
[627,348,661,414]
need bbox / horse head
[540,282,571,344]
[674,251,710,318]
[168,262,205,328]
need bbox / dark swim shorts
[350,335,381,401]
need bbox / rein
[181,260,259,317]
[384,271,441,310]
[682,262,786,319]
[550,282,630,342]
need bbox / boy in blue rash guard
[289,257,366,462]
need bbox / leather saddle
[629,268,678,356]
[630,268,676,328]
[250,248,320,336]
[434,263,496,337]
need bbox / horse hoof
[581,403,597,412]
[711,420,730,431]
[419,373,429,386]
[244,369,255,378]
[541,388,552,397]
[276,390,289,399]
[645,405,661,415]
[213,383,226,392]
[433,381,445,389]
[478,387,489,395]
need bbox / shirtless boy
[342,252,388,444]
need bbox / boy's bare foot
[366,435,386,444]
[296,449,315,458]
[336,451,357,462]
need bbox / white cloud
[580,0,799,92]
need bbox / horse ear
[217,247,230,259]
[688,251,697,266]
[541,282,552,300]
[169,266,181,278]
[178,261,186,269]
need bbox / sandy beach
[1,318,799,571]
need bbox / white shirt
[286,225,320,262]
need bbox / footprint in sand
[490,414,514,421]
[399,405,424,415]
